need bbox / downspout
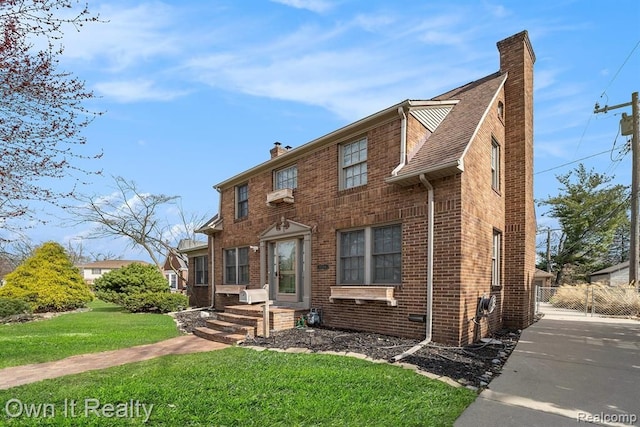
[210,233,215,308]
[210,186,223,308]
[391,106,408,176]
[391,173,434,362]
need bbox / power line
[535,149,611,175]
[599,39,640,99]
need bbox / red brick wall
[205,33,536,344]
[498,31,537,329]
[458,89,507,344]
[214,117,439,340]
[186,245,211,307]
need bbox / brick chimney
[270,142,287,159]
[497,31,537,329]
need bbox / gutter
[391,173,434,362]
[391,106,408,176]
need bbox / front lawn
[0,300,180,369]
[0,347,476,426]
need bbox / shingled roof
[388,71,507,185]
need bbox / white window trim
[340,137,368,190]
[338,224,402,285]
[166,272,178,290]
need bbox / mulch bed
[173,309,521,390]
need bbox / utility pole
[546,228,552,273]
[594,92,639,286]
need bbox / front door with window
[260,219,311,309]
[274,240,298,302]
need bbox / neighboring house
[78,260,150,285]
[590,261,631,287]
[177,237,210,307]
[194,31,537,346]
[534,269,555,288]
[162,249,188,293]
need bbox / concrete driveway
[455,312,640,427]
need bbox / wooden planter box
[215,285,247,295]
[329,286,397,306]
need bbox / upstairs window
[491,138,500,191]
[341,138,367,189]
[224,247,249,284]
[236,184,248,219]
[275,165,298,190]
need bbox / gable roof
[213,70,506,190]
[535,269,554,278]
[591,261,630,276]
[163,251,188,271]
[388,72,507,185]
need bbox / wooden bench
[329,286,397,307]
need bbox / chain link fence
[537,284,640,318]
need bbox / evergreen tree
[0,241,92,312]
[539,164,629,284]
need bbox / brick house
[162,250,188,292]
[193,31,536,345]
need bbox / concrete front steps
[193,304,307,345]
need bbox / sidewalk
[455,313,640,427]
[0,335,227,390]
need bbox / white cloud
[270,0,333,13]
[484,3,510,18]
[94,79,189,103]
[182,10,489,120]
[62,2,183,71]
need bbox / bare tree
[70,176,208,280]
[0,1,102,232]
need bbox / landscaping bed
[173,309,520,390]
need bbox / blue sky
[12,0,640,261]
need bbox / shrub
[94,263,185,313]
[122,292,189,313]
[0,242,93,312]
[94,263,169,302]
[0,297,33,318]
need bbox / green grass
[0,300,180,368]
[0,347,476,426]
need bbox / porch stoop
[193,305,308,345]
